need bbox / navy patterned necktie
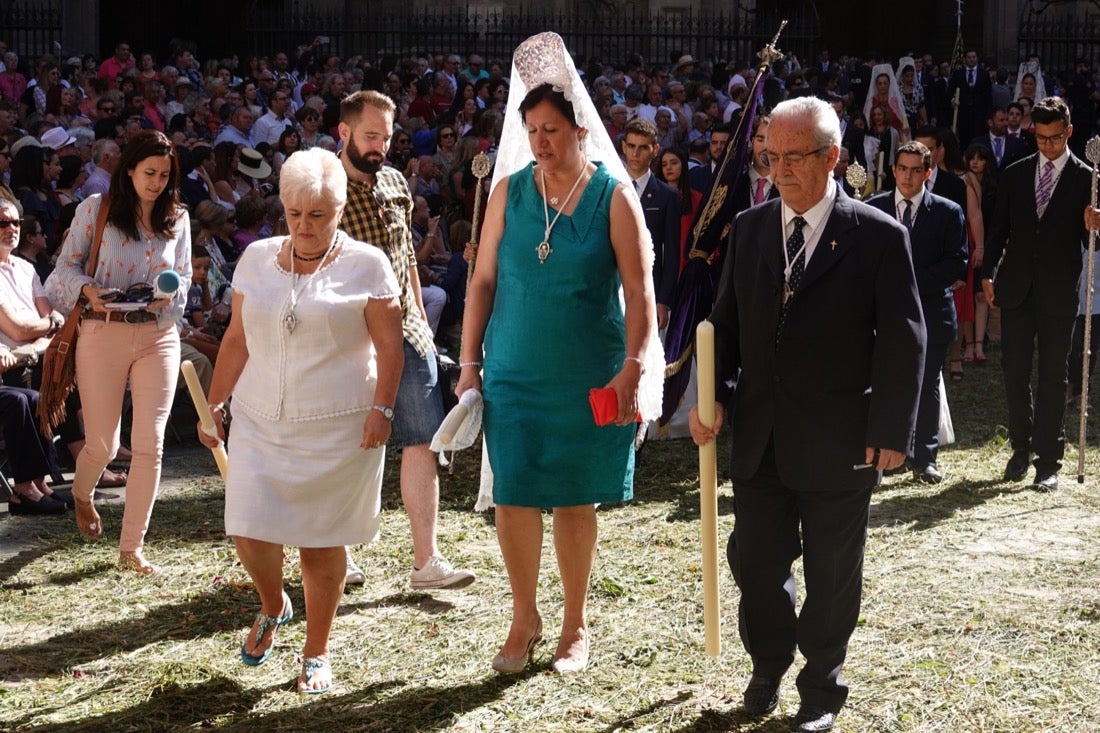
[902,199,913,230]
[777,216,807,344]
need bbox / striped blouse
[47,194,192,325]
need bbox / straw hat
[237,147,272,179]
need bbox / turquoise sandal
[240,591,293,666]
[298,656,332,694]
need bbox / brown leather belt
[83,309,159,324]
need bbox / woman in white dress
[198,148,404,694]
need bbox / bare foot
[119,549,160,575]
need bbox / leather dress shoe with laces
[742,675,780,717]
[790,705,837,732]
[1003,452,1030,482]
[1032,472,1058,492]
[912,463,944,484]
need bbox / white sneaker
[345,553,366,585]
[410,555,476,590]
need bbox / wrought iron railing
[245,4,820,72]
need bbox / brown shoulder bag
[37,197,110,437]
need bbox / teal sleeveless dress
[484,161,635,507]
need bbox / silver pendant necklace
[285,232,339,333]
[538,162,588,264]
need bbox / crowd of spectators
[3,32,1100,511]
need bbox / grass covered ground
[1,359,1099,732]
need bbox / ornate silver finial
[471,152,491,180]
[758,20,789,66]
[1086,135,1100,165]
[846,160,868,200]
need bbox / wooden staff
[466,152,492,290]
[181,360,228,480]
[696,320,720,657]
[1078,136,1100,483]
[875,150,885,192]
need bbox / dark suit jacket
[931,168,967,213]
[730,170,780,214]
[982,151,1093,316]
[689,162,716,195]
[638,175,682,308]
[841,122,867,169]
[710,190,926,492]
[866,191,968,341]
[969,132,1026,170]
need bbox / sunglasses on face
[440,132,455,139]
[0,219,21,229]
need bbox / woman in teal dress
[458,79,656,675]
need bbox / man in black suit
[729,115,778,211]
[981,96,1100,491]
[913,126,967,212]
[689,122,731,194]
[690,97,925,732]
[1006,102,1037,155]
[621,118,680,329]
[867,142,968,482]
[970,107,1026,172]
[950,49,993,143]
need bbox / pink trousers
[74,319,180,552]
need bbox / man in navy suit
[689,122,731,194]
[950,49,993,143]
[867,142,968,482]
[981,96,1100,491]
[690,97,925,732]
[621,118,680,329]
[970,107,1026,172]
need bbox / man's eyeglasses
[440,132,456,139]
[1035,131,1068,145]
[762,146,829,169]
[0,219,21,229]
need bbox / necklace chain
[537,163,588,265]
[285,232,339,333]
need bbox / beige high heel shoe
[491,618,543,674]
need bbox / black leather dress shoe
[790,705,837,732]
[742,675,780,717]
[1003,452,1030,481]
[1032,473,1058,492]
[913,464,944,484]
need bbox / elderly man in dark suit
[621,118,680,329]
[868,141,968,483]
[690,96,925,732]
[981,96,1100,491]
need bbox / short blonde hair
[279,147,347,209]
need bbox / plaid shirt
[342,165,435,358]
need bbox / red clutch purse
[588,387,642,426]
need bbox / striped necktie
[1036,160,1055,217]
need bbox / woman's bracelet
[459,360,481,368]
[624,356,646,374]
